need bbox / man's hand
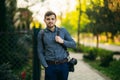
[55,36,64,44]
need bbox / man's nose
[49,19,53,22]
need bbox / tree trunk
[96,34,99,48]
[77,0,81,47]
[111,34,115,42]
[105,32,109,42]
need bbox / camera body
[68,58,77,72]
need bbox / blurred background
[0,0,120,80]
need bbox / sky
[17,0,76,24]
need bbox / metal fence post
[33,27,41,80]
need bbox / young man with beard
[37,11,76,80]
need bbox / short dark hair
[44,11,56,19]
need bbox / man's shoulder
[38,29,46,36]
[57,26,66,31]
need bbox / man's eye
[47,18,50,20]
[52,18,55,20]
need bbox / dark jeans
[45,62,69,80]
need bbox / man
[37,11,76,80]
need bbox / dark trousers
[45,62,69,80]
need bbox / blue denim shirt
[37,26,76,67]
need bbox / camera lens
[69,58,77,65]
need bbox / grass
[84,59,120,80]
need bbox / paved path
[41,52,111,80]
[68,52,111,80]
[81,41,120,52]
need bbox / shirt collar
[45,25,58,33]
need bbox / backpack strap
[57,27,60,36]
[41,29,45,49]
[57,27,69,56]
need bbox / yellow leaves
[30,20,41,29]
[100,0,104,7]
[81,0,87,12]
[81,13,90,24]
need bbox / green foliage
[113,51,120,55]
[78,45,91,53]
[85,0,120,38]
[61,12,78,36]
[85,59,120,80]
[0,63,19,80]
[108,60,120,80]
[0,32,32,80]
[0,33,30,69]
[0,0,33,80]
[99,51,113,67]
[25,64,33,80]
[19,62,33,80]
[79,45,113,67]
[83,48,98,61]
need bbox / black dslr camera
[68,58,77,72]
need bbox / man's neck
[48,26,55,32]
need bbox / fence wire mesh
[0,30,33,80]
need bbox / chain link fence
[0,30,36,80]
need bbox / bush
[83,48,98,61]
[98,50,113,67]
[85,59,120,80]
[108,60,120,80]
[113,51,120,55]
[0,63,19,80]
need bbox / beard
[47,23,55,28]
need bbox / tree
[109,0,120,41]
[86,2,104,48]
[85,0,118,47]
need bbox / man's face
[44,15,56,28]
